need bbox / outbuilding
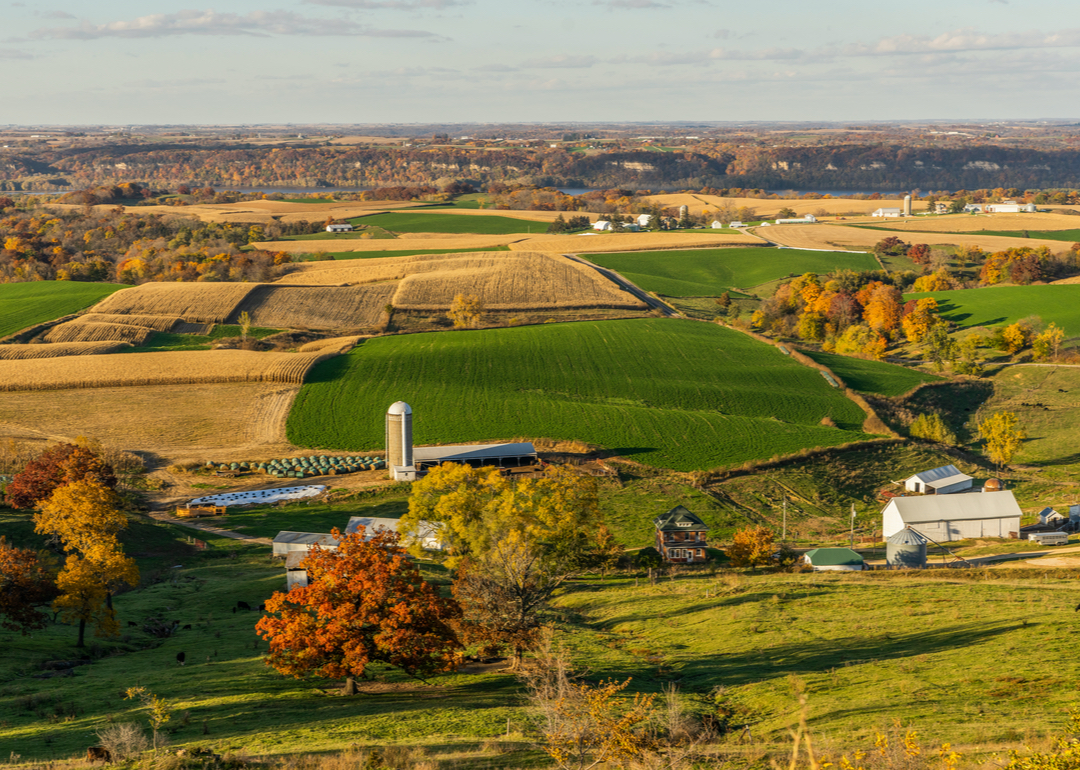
[872,208,903,218]
[272,531,338,558]
[637,214,653,228]
[285,551,311,590]
[881,490,1022,541]
[593,220,613,231]
[803,548,865,571]
[345,516,445,551]
[325,223,354,233]
[904,465,973,495]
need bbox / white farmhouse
[872,208,903,218]
[711,220,725,229]
[593,220,613,232]
[637,214,653,228]
[882,490,1022,541]
[904,465,973,495]
[326,223,354,233]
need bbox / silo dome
[886,527,928,569]
[387,401,412,416]
[984,478,1003,492]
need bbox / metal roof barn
[272,531,338,557]
[882,490,1022,541]
[904,465,973,495]
[803,548,865,571]
[345,516,445,551]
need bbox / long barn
[882,490,1022,541]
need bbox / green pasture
[0,281,125,339]
[585,248,879,296]
[348,212,543,235]
[125,325,282,353]
[958,228,1080,243]
[297,246,511,262]
[801,350,942,397]
[217,488,410,539]
[288,319,871,472]
[905,285,1080,335]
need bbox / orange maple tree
[4,443,116,509]
[256,528,461,694]
[0,537,57,635]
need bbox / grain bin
[386,401,413,471]
[886,527,928,569]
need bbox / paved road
[564,254,680,317]
[147,511,273,545]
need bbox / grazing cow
[182,624,192,630]
[258,603,265,612]
[87,747,111,763]
[232,607,237,614]
[127,621,138,627]
[176,652,186,666]
[237,601,251,611]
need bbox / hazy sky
[2,0,1078,124]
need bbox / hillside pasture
[905,285,1080,334]
[92,282,261,324]
[43,320,155,345]
[0,281,125,339]
[800,349,942,396]
[287,319,872,472]
[0,341,133,359]
[584,247,879,296]
[761,223,1067,254]
[226,284,397,329]
[0,350,331,392]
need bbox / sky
[1,0,1079,124]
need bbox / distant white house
[711,220,725,229]
[345,516,445,551]
[728,221,745,228]
[637,214,653,228]
[904,465,973,495]
[872,208,903,218]
[593,220,613,232]
[620,222,641,232]
[775,215,817,224]
[882,489,1022,541]
[985,201,1036,213]
[963,204,984,213]
[326,223,354,233]
[272,531,338,557]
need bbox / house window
[677,522,691,527]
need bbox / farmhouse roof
[272,531,337,547]
[887,490,1022,524]
[804,548,864,566]
[907,465,972,488]
[284,552,310,569]
[412,442,536,463]
[653,506,709,532]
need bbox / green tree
[909,413,957,445]
[978,411,1026,469]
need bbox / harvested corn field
[759,223,1067,254]
[870,212,1080,233]
[253,235,523,254]
[509,231,762,253]
[391,253,644,310]
[277,252,520,286]
[78,313,181,331]
[298,336,364,354]
[0,350,330,392]
[120,199,432,225]
[91,282,260,324]
[227,285,396,329]
[642,194,910,218]
[0,341,132,359]
[44,321,154,345]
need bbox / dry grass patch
[0,350,331,392]
[44,320,154,345]
[0,341,133,359]
[759,223,1067,253]
[870,212,1080,233]
[78,312,182,331]
[298,336,365,354]
[391,252,644,310]
[227,284,396,329]
[122,199,432,224]
[275,252,515,286]
[642,194,911,218]
[92,282,261,323]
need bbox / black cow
[237,601,252,611]
[127,621,138,627]
[176,652,186,666]
[258,603,265,612]
[87,747,111,763]
[182,624,192,630]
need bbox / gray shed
[272,531,338,557]
[886,528,928,569]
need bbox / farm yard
[287,318,874,472]
[866,211,1080,234]
[641,193,911,218]
[0,281,125,339]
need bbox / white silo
[903,195,912,217]
[386,401,413,470]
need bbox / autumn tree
[1033,323,1065,361]
[727,526,775,569]
[256,528,461,695]
[979,412,1026,470]
[901,297,941,343]
[448,293,484,329]
[863,284,903,337]
[908,243,931,266]
[909,413,957,445]
[0,537,57,635]
[35,480,139,646]
[5,443,116,510]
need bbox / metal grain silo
[886,527,928,569]
[386,401,413,470]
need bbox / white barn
[882,490,1022,541]
[985,202,1036,214]
[345,516,445,551]
[637,214,653,228]
[272,531,338,557]
[593,220,613,231]
[904,465,973,495]
[775,215,817,224]
[326,223,354,233]
[872,208,903,218]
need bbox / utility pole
[782,497,787,543]
[849,503,856,548]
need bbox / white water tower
[386,401,413,470]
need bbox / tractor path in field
[564,254,680,317]
[146,511,274,544]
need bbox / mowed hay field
[0,341,132,359]
[585,247,880,296]
[119,198,432,225]
[905,285,1080,334]
[0,281,126,339]
[761,223,1067,254]
[0,383,300,457]
[92,282,260,324]
[226,284,397,329]
[0,350,330,392]
[288,319,872,472]
[642,193,910,218]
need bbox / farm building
[620,222,641,232]
[637,214,653,227]
[653,506,709,564]
[985,201,1036,213]
[729,221,745,228]
[285,552,311,590]
[775,215,817,224]
[904,465,973,495]
[345,516,445,551]
[881,489,1023,541]
[326,223,354,233]
[593,220,613,231]
[871,208,903,218]
[272,531,338,557]
[711,221,725,229]
[803,548,865,571]
[885,528,928,569]
[963,204,984,213]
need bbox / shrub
[95,722,149,761]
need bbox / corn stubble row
[226,285,395,329]
[92,282,261,323]
[0,350,330,392]
[44,321,155,345]
[0,341,133,360]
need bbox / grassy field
[350,212,544,235]
[905,285,1080,334]
[0,281,126,339]
[288,319,871,472]
[958,228,1080,242]
[127,325,282,352]
[800,350,942,397]
[216,487,410,539]
[585,248,879,296]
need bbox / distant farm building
[872,208,903,218]
[637,214,653,227]
[729,221,745,228]
[711,220,725,229]
[775,215,817,224]
[285,552,311,590]
[985,201,1036,213]
[326,223,354,233]
[653,506,709,564]
[885,528,928,569]
[904,465,973,495]
[882,489,1023,541]
[963,204,984,213]
[272,531,338,558]
[620,222,641,232]
[345,515,445,551]
[593,220,613,231]
[803,548,865,571]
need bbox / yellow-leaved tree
[978,411,1026,470]
[448,293,484,329]
[727,526,776,569]
[35,479,139,647]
